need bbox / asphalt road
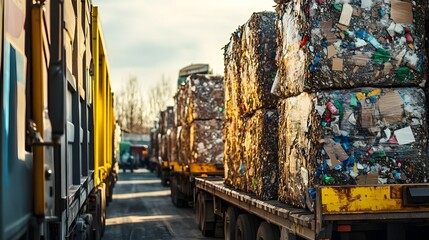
[103,168,218,240]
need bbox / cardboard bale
[224,30,243,120]
[190,119,224,164]
[223,117,245,189]
[242,109,279,200]
[274,1,427,98]
[187,74,224,122]
[240,12,278,115]
[278,87,428,210]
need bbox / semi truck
[0,1,117,239]
[169,71,225,208]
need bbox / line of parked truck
[150,1,429,239]
[1,1,118,239]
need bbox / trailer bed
[195,177,316,239]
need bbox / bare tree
[115,76,142,133]
[148,75,174,122]
[115,75,173,134]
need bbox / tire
[195,192,202,230]
[93,193,102,240]
[235,214,258,240]
[224,207,238,240]
[256,222,280,240]
[200,193,215,237]
[170,176,186,208]
[161,171,169,186]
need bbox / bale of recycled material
[190,119,224,164]
[274,0,427,98]
[168,127,178,164]
[160,134,168,162]
[240,12,278,115]
[164,106,174,130]
[187,74,224,122]
[223,117,245,190]
[242,109,279,200]
[174,84,188,127]
[178,125,191,165]
[278,87,428,210]
[224,30,243,120]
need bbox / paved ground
[103,168,219,240]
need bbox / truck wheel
[195,192,202,230]
[236,214,258,240]
[161,171,169,186]
[256,222,279,240]
[224,207,238,240]
[171,176,186,208]
[92,193,102,240]
[200,192,215,237]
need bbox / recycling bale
[224,30,243,120]
[278,87,428,210]
[174,84,189,127]
[178,125,191,165]
[242,109,279,200]
[240,12,278,115]
[187,74,224,122]
[223,117,245,190]
[190,119,224,164]
[274,0,427,98]
[168,127,178,164]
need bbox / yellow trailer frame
[92,6,114,188]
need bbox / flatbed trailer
[170,163,223,208]
[194,177,429,240]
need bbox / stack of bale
[274,0,428,210]
[223,30,244,188]
[174,74,225,166]
[174,85,189,165]
[223,12,279,200]
[159,107,174,162]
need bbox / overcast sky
[93,0,275,96]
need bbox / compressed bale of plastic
[274,0,427,98]
[278,87,428,210]
[160,134,168,162]
[164,106,174,130]
[224,30,243,120]
[223,117,245,189]
[240,12,278,115]
[168,127,178,164]
[242,109,279,200]
[157,133,162,161]
[187,74,224,122]
[174,84,189,127]
[190,119,224,164]
[158,111,166,134]
[178,125,191,165]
